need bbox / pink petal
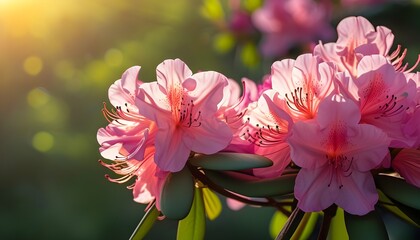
[184,118,232,155]
[334,170,377,215]
[154,125,191,172]
[271,59,295,93]
[183,71,228,117]
[392,148,420,188]
[108,66,141,108]
[295,167,337,212]
[344,124,389,171]
[133,157,158,204]
[288,120,328,169]
[317,94,361,129]
[156,59,192,94]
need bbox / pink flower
[338,55,417,147]
[98,66,150,162]
[98,66,168,208]
[314,16,419,77]
[252,0,333,57]
[137,59,233,172]
[270,53,337,121]
[392,148,420,188]
[242,90,293,177]
[288,94,390,215]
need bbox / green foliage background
[0,0,419,239]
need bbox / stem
[276,207,305,240]
[317,204,337,240]
[187,163,293,210]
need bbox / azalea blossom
[314,16,419,77]
[97,66,167,208]
[242,90,293,178]
[270,53,337,121]
[288,94,390,215]
[337,55,417,147]
[136,59,233,172]
[252,0,333,57]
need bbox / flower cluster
[97,16,419,239]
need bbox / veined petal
[108,66,141,108]
[295,168,337,212]
[317,94,361,129]
[344,124,390,171]
[154,125,191,172]
[335,171,377,215]
[156,59,192,94]
[183,71,228,117]
[185,118,232,155]
[271,59,295,94]
[288,121,327,169]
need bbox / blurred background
[0,0,419,239]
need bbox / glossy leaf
[375,174,420,210]
[160,167,195,219]
[344,210,389,240]
[189,152,273,171]
[129,204,160,240]
[177,188,206,240]
[202,188,222,220]
[378,190,419,227]
[204,170,296,197]
[328,207,349,240]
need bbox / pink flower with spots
[270,53,337,121]
[137,59,233,172]
[97,66,168,208]
[242,90,293,178]
[252,0,333,57]
[314,16,419,77]
[337,55,417,147]
[289,94,390,215]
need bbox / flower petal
[294,168,337,212]
[156,59,192,93]
[335,171,377,215]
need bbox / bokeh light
[23,56,43,76]
[32,131,55,152]
[27,88,50,108]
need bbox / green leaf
[202,188,222,220]
[328,207,349,240]
[375,174,420,210]
[270,211,289,239]
[204,170,296,197]
[129,204,160,240]
[378,190,419,227]
[160,167,194,220]
[177,188,206,240]
[189,152,273,171]
[344,210,389,240]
